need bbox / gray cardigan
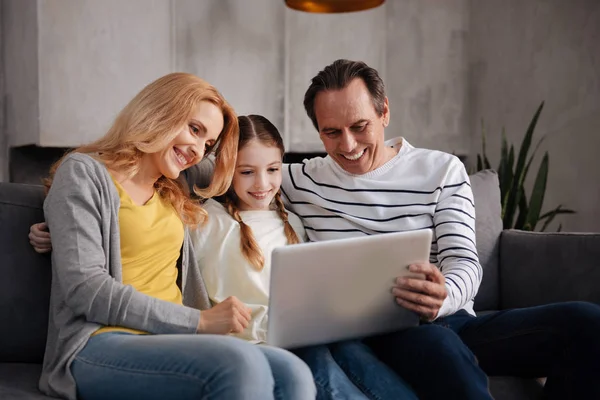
[40,153,211,399]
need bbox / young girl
[40,75,315,400]
[193,114,416,400]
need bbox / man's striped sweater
[281,137,480,318]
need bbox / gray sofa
[1,167,599,400]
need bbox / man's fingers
[31,223,51,237]
[393,288,442,308]
[395,277,446,299]
[29,233,51,244]
[396,297,437,321]
[33,230,51,239]
[32,245,51,254]
[405,263,445,284]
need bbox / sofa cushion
[488,376,543,400]
[0,183,51,363]
[500,230,600,308]
[468,170,503,311]
[0,363,55,400]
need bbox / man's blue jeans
[362,301,600,399]
[293,341,417,400]
[71,332,316,400]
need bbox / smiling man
[279,59,600,399]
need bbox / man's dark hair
[303,59,386,131]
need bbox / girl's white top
[191,199,307,343]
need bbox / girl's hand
[197,296,252,334]
[29,222,52,253]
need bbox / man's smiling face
[314,78,390,175]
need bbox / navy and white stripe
[281,137,480,318]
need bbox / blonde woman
[39,73,315,400]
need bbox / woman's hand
[29,222,52,253]
[197,296,252,334]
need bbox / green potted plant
[475,101,575,231]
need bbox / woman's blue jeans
[71,332,316,400]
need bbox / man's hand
[29,222,52,254]
[393,263,447,321]
[196,296,252,335]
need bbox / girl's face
[151,101,224,179]
[232,139,283,211]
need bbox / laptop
[266,229,432,349]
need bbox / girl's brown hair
[45,72,239,227]
[223,115,300,270]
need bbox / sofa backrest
[469,170,503,311]
[0,163,503,363]
[0,182,51,363]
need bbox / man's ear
[382,97,390,127]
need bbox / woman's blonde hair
[45,72,239,226]
[222,115,300,271]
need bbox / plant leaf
[539,208,576,220]
[525,152,549,231]
[501,145,516,225]
[504,102,544,229]
[500,127,508,171]
[484,156,491,170]
[516,101,545,182]
[539,205,576,232]
[515,190,529,229]
[502,144,515,199]
[498,129,508,185]
[522,135,547,187]
[482,124,491,170]
[507,143,515,171]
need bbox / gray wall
[284,0,470,154]
[1,0,597,230]
[469,0,600,231]
[387,0,470,155]
[1,0,470,155]
[173,0,285,136]
[0,1,6,182]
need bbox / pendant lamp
[285,0,385,13]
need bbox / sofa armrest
[499,230,600,309]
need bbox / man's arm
[432,159,482,318]
[393,158,481,320]
[29,222,52,253]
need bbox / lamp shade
[285,0,385,13]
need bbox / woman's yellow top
[94,178,184,335]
